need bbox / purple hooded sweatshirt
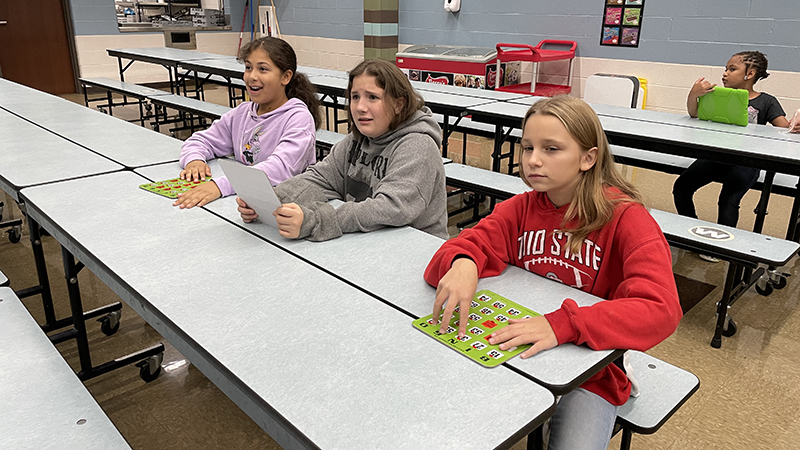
[179,98,316,196]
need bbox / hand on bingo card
[274,203,304,239]
[433,258,478,338]
[689,77,716,100]
[180,160,212,181]
[488,316,558,359]
[236,197,258,222]
[173,181,221,209]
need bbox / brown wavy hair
[345,59,425,138]
[238,37,322,129]
[521,95,643,255]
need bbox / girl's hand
[236,197,258,222]
[789,110,800,134]
[173,182,221,209]
[432,258,478,338]
[274,203,304,239]
[689,77,715,100]
[488,316,558,359]
[180,160,212,181]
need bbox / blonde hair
[521,95,643,255]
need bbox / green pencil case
[697,87,749,127]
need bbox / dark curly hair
[734,51,770,83]
[239,37,321,129]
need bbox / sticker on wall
[600,0,644,47]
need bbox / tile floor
[1,84,800,449]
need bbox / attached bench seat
[79,76,169,125]
[148,93,233,121]
[79,76,169,100]
[443,162,529,228]
[651,209,799,268]
[148,94,233,134]
[0,287,132,449]
[614,351,700,450]
[314,129,347,160]
[444,162,528,199]
[651,208,799,347]
[611,145,800,196]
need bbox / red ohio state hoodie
[424,188,682,406]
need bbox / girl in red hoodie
[424,96,682,449]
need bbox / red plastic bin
[494,40,577,97]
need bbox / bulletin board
[600,0,644,47]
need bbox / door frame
[62,0,81,93]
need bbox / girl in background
[675,51,793,261]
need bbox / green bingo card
[139,178,212,199]
[413,290,540,368]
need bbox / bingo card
[413,290,540,368]
[139,178,213,199]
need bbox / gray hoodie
[274,106,448,241]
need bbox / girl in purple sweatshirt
[174,37,321,209]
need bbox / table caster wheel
[772,276,788,290]
[722,318,737,337]
[7,227,21,244]
[98,310,121,336]
[136,354,163,383]
[755,282,773,296]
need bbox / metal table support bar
[60,244,165,381]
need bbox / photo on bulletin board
[600,0,644,47]
[605,7,622,25]
[621,28,639,46]
[623,8,641,26]
[602,27,619,45]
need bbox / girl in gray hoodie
[237,59,448,241]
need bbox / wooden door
[0,1,76,94]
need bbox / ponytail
[286,71,322,130]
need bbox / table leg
[15,216,57,330]
[786,181,800,242]
[492,124,503,172]
[441,113,451,158]
[56,245,165,382]
[711,263,740,348]
[752,171,775,234]
[526,424,544,450]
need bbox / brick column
[363,0,398,61]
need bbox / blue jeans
[547,388,618,450]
